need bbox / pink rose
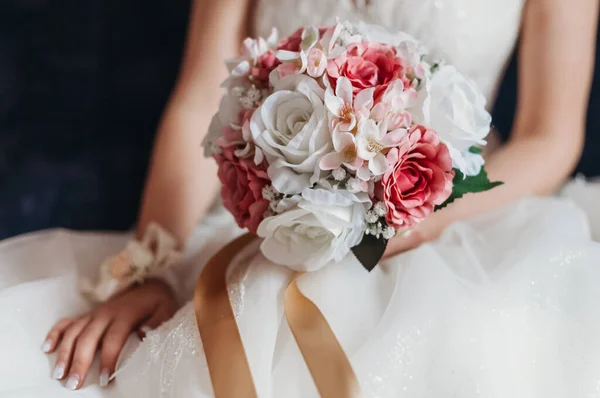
[214,146,271,233]
[251,50,280,86]
[327,42,407,100]
[375,125,454,228]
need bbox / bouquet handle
[194,233,362,397]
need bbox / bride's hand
[43,279,177,390]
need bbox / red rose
[214,146,270,233]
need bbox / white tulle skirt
[2,179,600,398]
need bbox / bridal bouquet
[204,21,500,272]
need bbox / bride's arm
[136,0,252,246]
[44,0,252,390]
[386,0,599,255]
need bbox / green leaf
[468,146,483,154]
[435,168,503,211]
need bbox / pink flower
[277,28,304,52]
[216,109,254,148]
[214,146,271,233]
[251,50,280,86]
[327,42,406,100]
[375,125,454,228]
[306,47,327,77]
[277,27,328,52]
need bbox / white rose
[250,74,332,194]
[257,187,370,272]
[421,65,492,175]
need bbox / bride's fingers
[53,316,91,381]
[64,316,112,390]
[137,304,174,338]
[43,318,73,353]
[99,319,135,387]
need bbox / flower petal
[381,128,408,147]
[354,88,375,111]
[336,77,354,106]
[319,152,344,170]
[325,90,345,116]
[301,25,320,51]
[369,154,390,175]
[276,50,301,61]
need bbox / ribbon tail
[284,276,363,398]
[194,233,258,398]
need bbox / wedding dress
[3,0,600,397]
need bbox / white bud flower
[262,185,278,201]
[373,201,387,217]
[246,86,262,102]
[382,226,396,240]
[346,177,363,193]
[365,210,379,224]
[332,167,347,181]
[240,96,255,109]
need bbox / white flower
[462,151,485,177]
[261,185,278,201]
[325,77,374,134]
[332,167,347,181]
[346,177,367,193]
[250,74,332,194]
[373,201,388,217]
[365,210,379,224]
[257,187,370,272]
[420,65,491,175]
[222,29,278,89]
[355,118,406,177]
[382,226,396,240]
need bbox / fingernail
[52,362,66,380]
[42,339,52,353]
[66,374,80,390]
[99,368,110,387]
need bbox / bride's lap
[1,186,600,397]
[115,191,600,397]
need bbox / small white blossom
[366,224,380,237]
[382,226,396,240]
[262,185,278,201]
[373,201,387,217]
[240,96,255,109]
[332,167,347,181]
[365,210,379,224]
[346,177,363,193]
[246,86,262,102]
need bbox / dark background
[0,0,597,239]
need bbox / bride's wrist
[80,223,183,303]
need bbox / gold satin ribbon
[194,233,362,398]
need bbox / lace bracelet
[80,223,183,302]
